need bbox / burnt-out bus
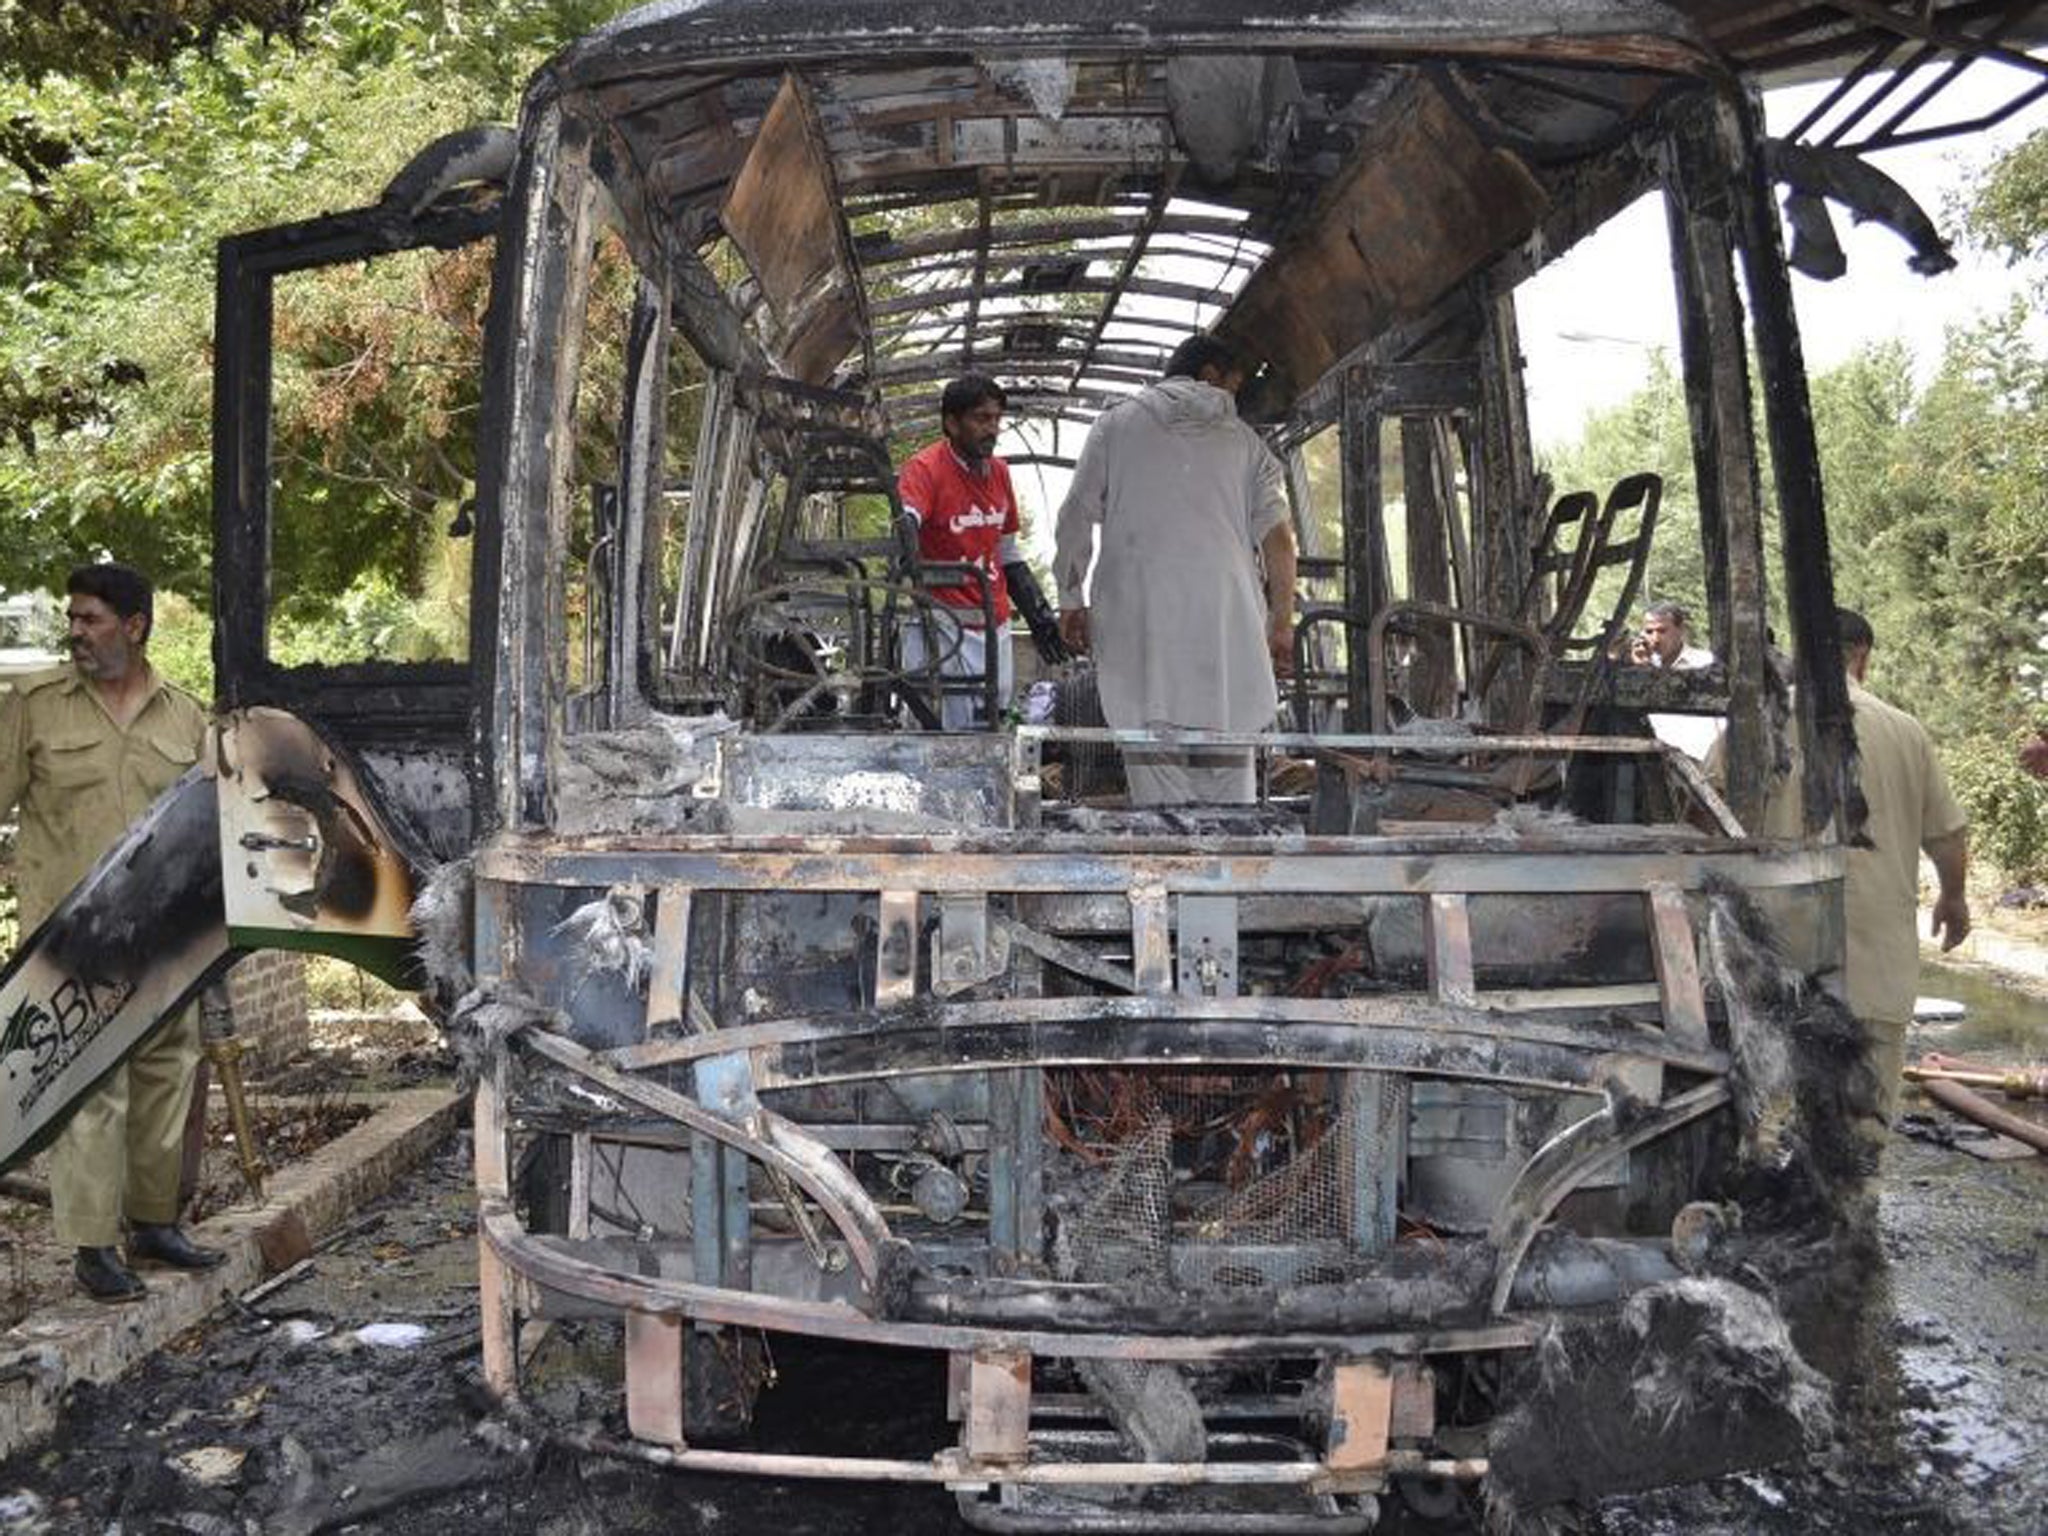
[3,0,2029,1525]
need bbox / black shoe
[128,1222,226,1272]
[75,1246,147,1303]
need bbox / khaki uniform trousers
[1862,1014,1909,1128]
[49,1007,201,1248]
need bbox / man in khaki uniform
[1724,609,1969,1122]
[0,563,223,1301]
[1833,608,1970,1120]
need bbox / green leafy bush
[1943,730,2048,885]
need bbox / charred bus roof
[516,0,1728,441]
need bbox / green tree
[1821,316,2048,744]
[0,0,628,613]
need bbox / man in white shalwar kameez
[1052,337,1297,805]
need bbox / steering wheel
[725,576,970,729]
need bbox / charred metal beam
[1071,170,1179,397]
[1472,291,1538,721]
[1340,368,1393,729]
[869,273,1236,319]
[859,213,1257,267]
[1851,72,2048,149]
[476,827,1840,899]
[1486,1080,1729,1315]
[904,1255,1490,1335]
[1728,91,1858,840]
[959,174,994,372]
[600,993,1721,1079]
[617,280,668,715]
[1823,0,2048,77]
[875,355,1165,387]
[484,1199,1536,1361]
[471,101,584,833]
[1667,103,1771,832]
[668,243,768,375]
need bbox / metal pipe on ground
[1918,1077,2048,1154]
[1905,1065,2048,1100]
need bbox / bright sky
[1520,62,2048,448]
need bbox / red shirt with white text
[898,440,1018,622]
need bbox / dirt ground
[0,982,2037,1534]
[0,1008,450,1329]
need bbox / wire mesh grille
[1047,1068,1364,1291]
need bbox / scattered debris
[352,1323,431,1350]
[171,1445,248,1488]
[1912,996,1966,1022]
[1489,1277,1832,1519]
[1702,880,1878,1222]
[242,1257,316,1309]
[1915,1075,2048,1156]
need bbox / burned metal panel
[1666,97,1773,834]
[1215,78,1548,400]
[0,770,230,1172]
[1726,87,1857,839]
[720,73,862,383]
[472,101,592,832]
[215,710,419,943]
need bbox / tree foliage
[0,0,628,623]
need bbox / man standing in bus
[1051,336,1297,804]
[897,375,1066,729]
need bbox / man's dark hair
[67,561,154,642]
[1164,335,1243,381]
[941,374,1006,421]
[1837,606,1874,652]
[1645,600,1689,627]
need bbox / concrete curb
[0,1084,466,1460]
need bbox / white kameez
[1053,378,1289,738]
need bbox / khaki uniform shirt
[0,665,208,933]
[1838,679,1965,1024]
[1729,678,1965,1023]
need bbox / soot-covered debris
[1488,1276,1833,1526]
[1702,879,1880,1225]
[406,858,473,1006]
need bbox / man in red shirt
[897,375,1065,728]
